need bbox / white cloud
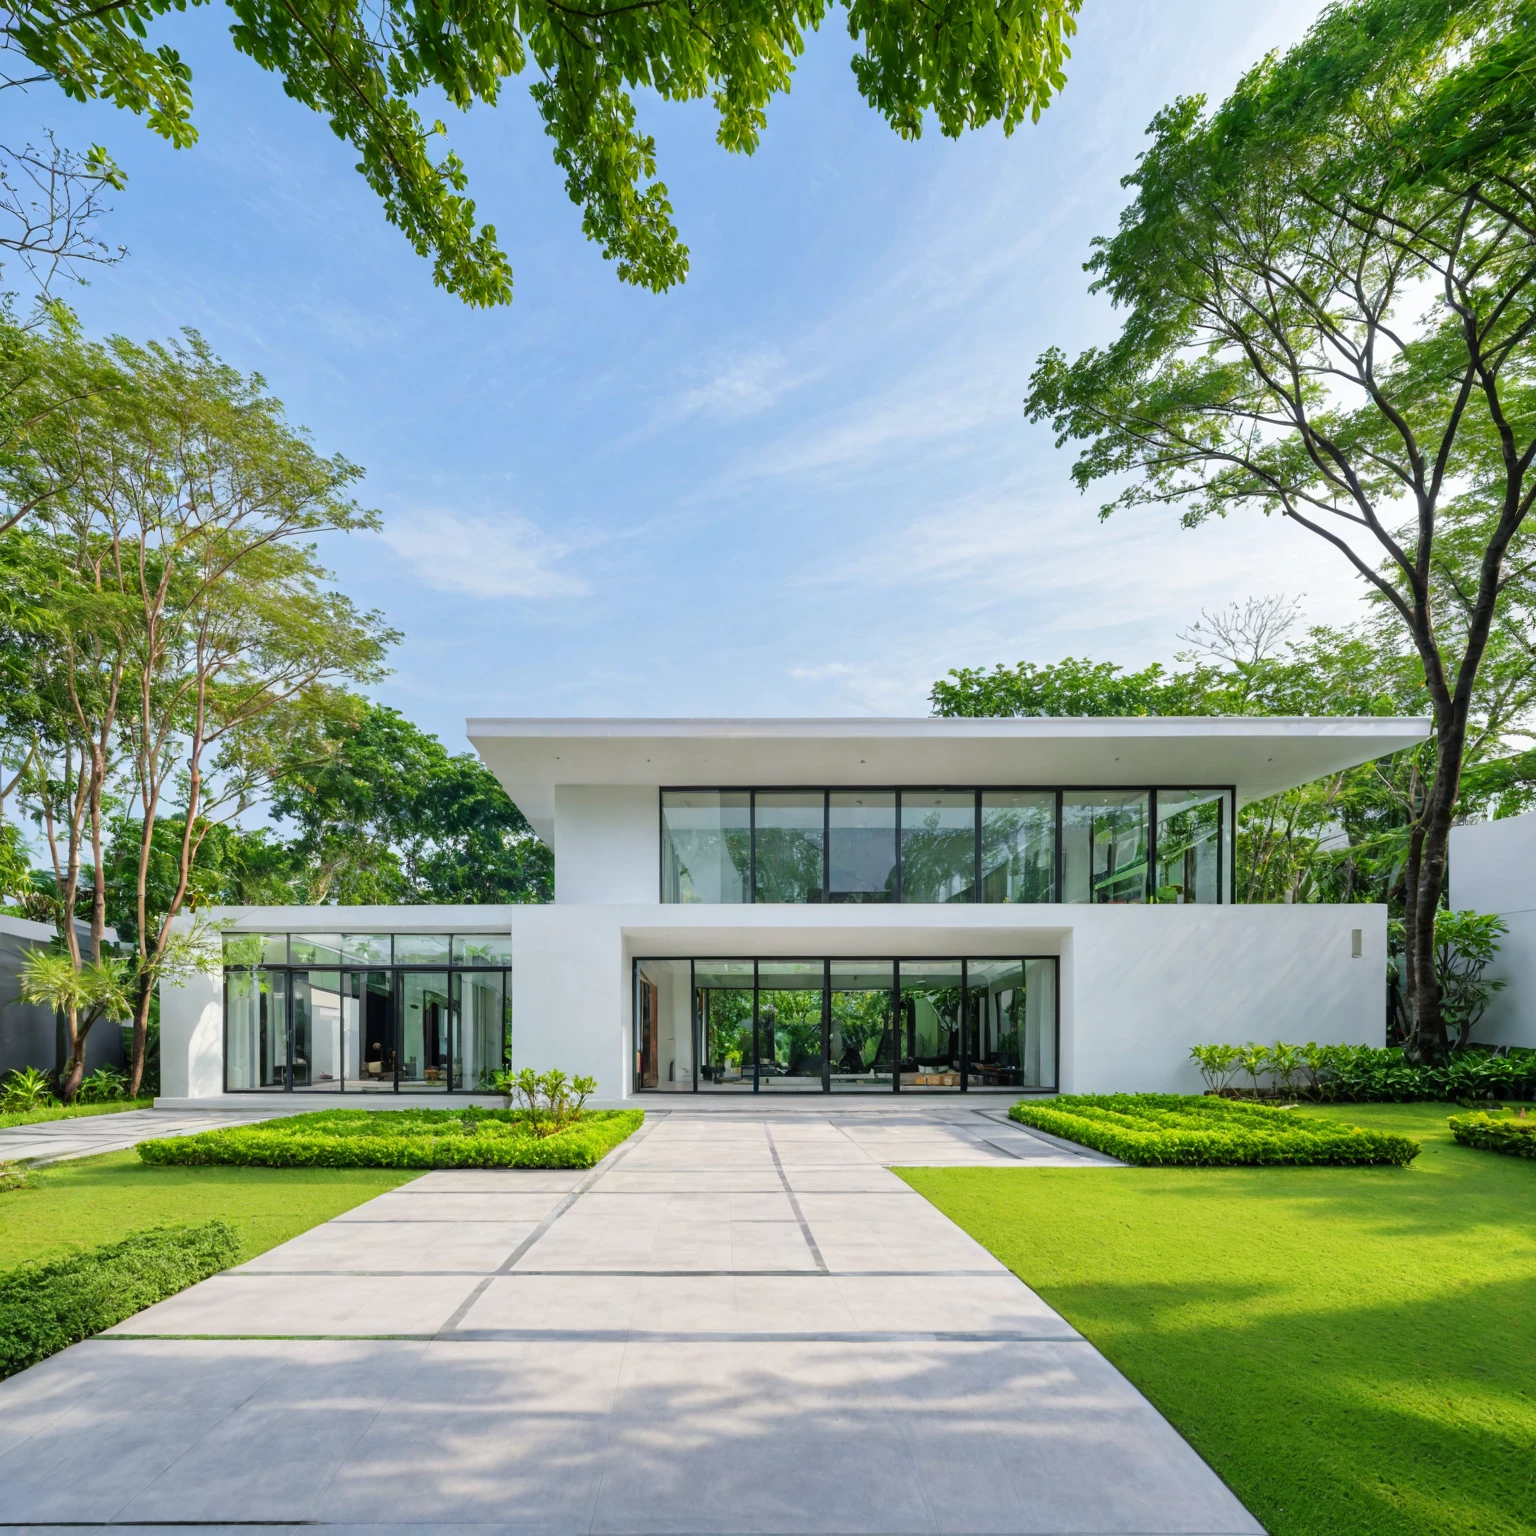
[380,509,591,599]
[670,348,818,422]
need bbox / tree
[268,697,552,905]
[1023,0,1536,1063]
[17,947,129,1099]
[4,0,1081,305]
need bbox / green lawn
[0,1150,417,1272]
[899,1102,1536,1536]
[0,1099,154,1131]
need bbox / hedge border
[1009,1094,1420,1167]
[1447,1110,1536,1158]
[0,1221,241,1379]
[137,1108,645,1170]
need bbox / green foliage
[1447,1108,1536,1157]
[75,1065,129,1103]
[0,1219,240,1378]
[0,1163,29,1194]
[1009,1094,1420,1167]
[493,1068,598,1135]
[137,1106,644,1169]
[0,1098,152,1130]
[1189,1043,1241,1094]
[0,1066,55,1112]
[1192,1041,1536,1103]
[1431,910,1508,1049]
[18,950,131,1028]
[6,0,1081,305]
[931,655,1228,718]
[1233,1042,1269,1099]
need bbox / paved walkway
[0,1107,1260,1534]
[0,1106,284,1165]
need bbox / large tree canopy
[4,0,1081,305]
[1023,0,1536,1063]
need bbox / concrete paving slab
[0,1106,1256,1534]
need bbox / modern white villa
[159,715,1430,1107]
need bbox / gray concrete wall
[0,917,127,1080]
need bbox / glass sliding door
[354,971,394,1090]
[757,960,825,1089]
[452,969,509,1091]
[828,792,896,903]
[398,972,451,1090]
[290,970,344,1089]
[1154,789,1225,904]
[828,960,895,1091]
[1062,791,1149,903]
[695,959,755,1091]
[964,958,1056,1090]
[897,961,963,1088]
[900,792,977,903]
[633,959,694,1091]
[225,969,288,1089]
[662,791,750,903]
[981,791,1056,902]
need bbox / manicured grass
[138,1106,644,1169]
[0,1149,416,1273]
[0,1098,154,1131]
[899,1102,1536,1536]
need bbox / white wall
[160,967,224,1098]
[553,785,658,903]
[1451,814,1536,1049]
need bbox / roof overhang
[467,716,1432,845]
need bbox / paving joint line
[763,1125,828,1274]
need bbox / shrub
[138,1106,644,1170]
[1448,1109,1536,1158]
[1189,1042,1536,1103]
[1189,1043,1241,1094]
[0,1066,55,1113]
[1010,1094,1420,1167]
[0,1161,27,1193]
[77,1066,129,1104]
[492,1068,598,1135]
[0,1221,240,1379]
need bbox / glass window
[829,792,896,903]
[966,958,1056,1090]
[339,933,393,965]
[223,932,286,967]
[453,970,509,1091]
[395,934,452,965]
[453,933,513,966]
[226,969,288,1089]
[981,792,1055,903]
[398,971,451,1089]
[898,960,963,1087]
[695,959,754,1090]
[900,792,976,903]
[1155,790,1225,904]
[290,934,344,967]
[661,791,750,903]
[1062,791,1148,904]
[829,959,895,1090]
[634,959,694,1091]
[753,793,825,903]
[353,971,394,1090]
[757,959,824,1087]
[291,971,344,1089]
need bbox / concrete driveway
[0,1106,1260,1534]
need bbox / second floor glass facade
[660,786,1232,905]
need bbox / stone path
[0,1107,1260,1534]
[0,1106,285,1165]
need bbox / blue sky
[27,0,1365,751]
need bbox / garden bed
[1447,1108,1536,1158]
[137,1107,645,1169]
[1010,1094,1420,1167]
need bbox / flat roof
[467,716,1431,843]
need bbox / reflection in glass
[829,960,894,1090]
[1062,791,1149,903]
[634,959,694,1091]
[695,959,754,1091]
[354,971,394,1090]
[452,933,513,967]
[1155,790,1224,903]
[398,971,451,1090]
[900,792,976,903]
[453,970,509,1090]
[828,793,896,903]
[981,792,1056,903]
[225,969,288,1088]
[898,961,963,1088]
[290,970,344,1088]
[754,793,825,903]
[395,933,452,965]
[757,960,824,1087]
[290,935,347,967]
[662,791,750,903]
[963,959,1053,1090]
[339,934,393,965]
[223,932,286,967]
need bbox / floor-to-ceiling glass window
[828,960,895,1090]
[453,970,509,1091]
[1062,791,1149,903]
[225,964,288,1089]
[1154,789,1226,903]
[897,960,964,1088]
[829,792,897,903]
[633,958,694,1092]
[398,971,451,1090]
[900,792,977,902]
[757,959,825,1088]
[980,792,1056,902]
[354,971,395,1089]
[290,970,344,1089]
[754,793,825,903]
[695,959,755,1090]
[964,958,1056,1089]
[661,790,750,903]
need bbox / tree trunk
[1404,770,1458,1067]
[58,1005,86,1102]
[127,973,152,1098]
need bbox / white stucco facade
[1450,811,1536,1049]
[159,715,1427,1107]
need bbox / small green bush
[137,1106,644,1170]
[1011,1094,1420,1167]
[1447,1109,1536,1158]
[0,1161,28,1193]
[0,1220,240,1379]
[0,1066,55,1113]
[1189,1041,1536,1103]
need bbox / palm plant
[18,951,131,1103]
[1234,1042,1272,1100]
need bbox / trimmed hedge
[137,1107,645,1169]
[1010,1094,1421,1167]
[0,1220,240,1379]
[1448,1110,1536,1158]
